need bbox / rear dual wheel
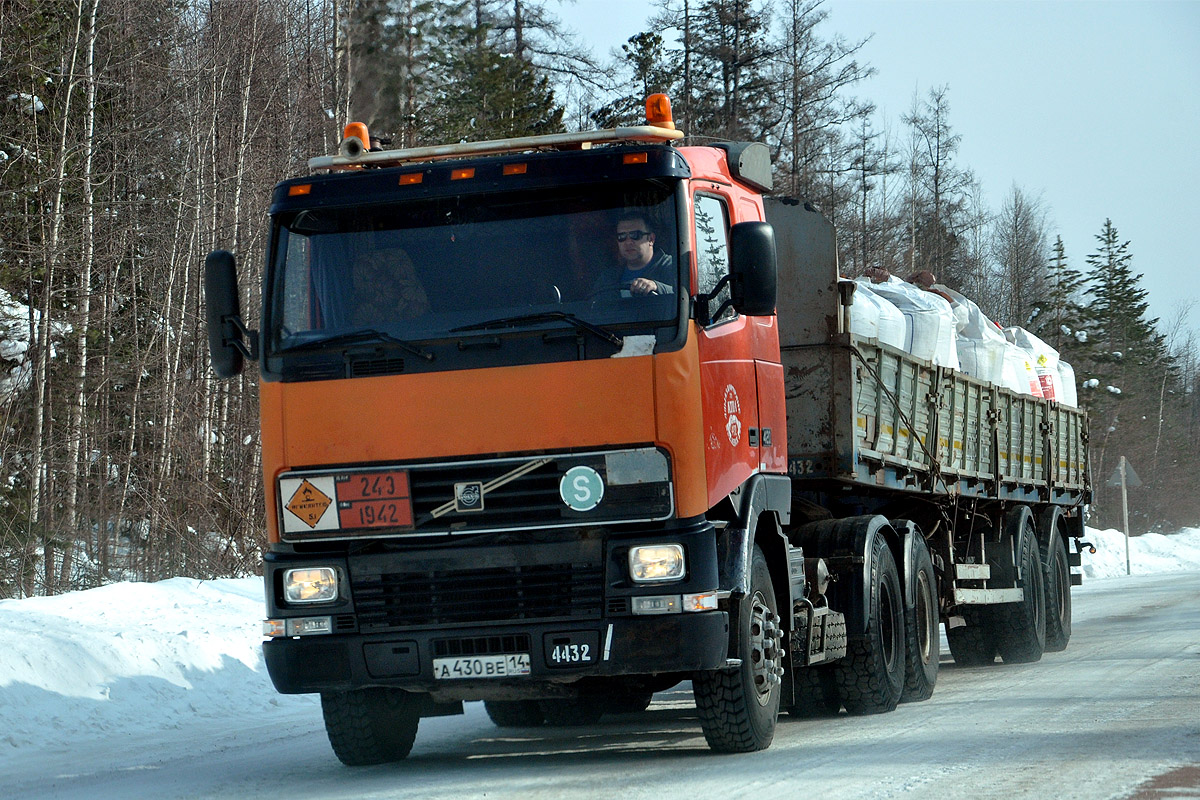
[1042,528,1073,652]
[835,534,906,714]
[901,536,939,702]
[993,513,1046,664]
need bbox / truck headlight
[283,567,338,603]
[628,544,685,583]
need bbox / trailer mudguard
[788,514,899,638]
[715,473,794,628]
[1037,505,1064,550]
[891,518,926,613]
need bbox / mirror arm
[227,315,260,361]
[695,272,734,326]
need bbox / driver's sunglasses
[616,230,650,242]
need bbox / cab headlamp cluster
[283,567,338,604]
[628,544,685,583]
[266,567,341,638]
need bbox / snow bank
[0,577,314,753]
[0,527,1196,755]
[1078,525,1200,579]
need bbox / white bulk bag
[935,286,1007,384]
[1005,327,1061,401]
[1057,360,1078,407]
[851,279,906,349]
[869,277,959,369]
[1001,342,1044,397]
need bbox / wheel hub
[748,591,785,706]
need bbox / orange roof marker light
[623,153,649,165]
[503,163,528,176]
[287,184,312,196]
[398,173,423,185]
[450,167,476,181]
[645,94,675,130]
[339,122,371,158]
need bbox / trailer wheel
[321,688,419,766]
[835,534,905,714]
[786,665,841,717]
[484,700,545,728]
[946,611,997,666]
[693,544,781,752]
[539,698,605,727]
[1042,531,1073,652]
[994,516,1046,663]
[901,536,939,702]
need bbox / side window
[694,194,734,323]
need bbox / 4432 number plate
[544,630,600,668]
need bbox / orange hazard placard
[286,479,334,528]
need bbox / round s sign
[560,465,604,512]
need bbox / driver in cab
[593,212,675,298]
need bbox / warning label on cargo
[286,479,333,528]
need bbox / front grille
[404,455,672,534]
[353,562,604,630]
[408,459,566,527]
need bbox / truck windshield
[269,180,681,353]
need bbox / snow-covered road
[3,563,1198,799]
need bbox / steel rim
[880,576,899,672]
[749,591,782,706]
[916,569,934,664]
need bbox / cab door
[693,190,761,506]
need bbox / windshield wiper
[450,311,622,347]
[281,329,434,361]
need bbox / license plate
[433,653,531,680]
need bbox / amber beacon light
[645,94,676,130]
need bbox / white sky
[561,0,1200,339]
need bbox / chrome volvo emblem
[454,481,484,512]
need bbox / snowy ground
[0,526,1197,778]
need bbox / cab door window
[694,194,734,324]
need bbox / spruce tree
[1033,235,1088,355]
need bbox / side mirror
[205,250,258,378]
[729,221,777,316]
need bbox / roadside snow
[0,526,1196,757]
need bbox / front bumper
[263,610,729,697]
[263,518,728,698]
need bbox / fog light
[283,567,338,603]
[682,591,718,612]
[631,595,681,615]
[286,616,333,636]
[629,544,685,583]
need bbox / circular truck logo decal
[724,384,743,446]
[560,465,604,512]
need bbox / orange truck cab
[206,96,1086,765]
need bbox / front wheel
[321,688,420,766]
[693,544,782,752]
[835,533,905,714]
